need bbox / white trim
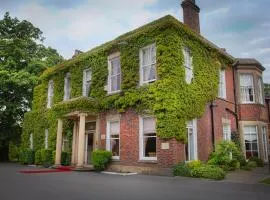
[261,127,268,162]
[218,69,227,99]
[47,80,53,108]
[139,43,157,85]
[106,119,120,160]
[243,125,260,159]
[182,47,193,84]
[45,129,49,149]
[64,72,71,100]
[29,133,33,150]
[222,119,231,141]
[240,74,255,104]
[139,116,157,161]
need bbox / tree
[0,12,64,161]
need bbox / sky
[1,0,270,82]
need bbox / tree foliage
[0,12,63,159]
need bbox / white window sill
[107,90,121,95]
[140,79,156,86]
[139,157,157,161]
[240,101,256,104]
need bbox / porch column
[77,113,86,167]
[71,121,77,165]
[55,118,63,165]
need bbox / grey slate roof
[236,58,265,71]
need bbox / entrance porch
[54,111,100,168]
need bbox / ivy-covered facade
[21,0,269,172]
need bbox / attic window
[183,48,193,84]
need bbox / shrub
[186,160,202,170]
[92,150,112,171]
[173,162,192,177]
[208,141,245,170]
[61,152,71,166]
[35,150,42,165]
[8,142,19,162]
[41,149,53,166]
[247,161,257,168]
[191,165,226,180]
[248,157,264,167]
[20,149,35,165]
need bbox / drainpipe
[210,101,216,151]
[232,61,239,131]
[265,98,270,173]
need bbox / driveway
[0,163,269,200]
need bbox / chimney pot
[181,0,200,34]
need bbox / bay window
[244,126,259,159]
[257,77,263,104]
[240,74,254,103]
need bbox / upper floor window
[64,72,71,100]
[47,80,54,108]
[83,69,92,96]
[218,69,226,99]
[183,47,193,84]
[29,133,33,150]
[240,74,254,103]
[45,129,49,149]
[140,44,156,85]
[108,55,121,94]
[257,77,263,104]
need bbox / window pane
[143,136,156,157]
[143,118,155,133]
[111,58,120,75]
[240,74,253,87]
[142,48,151,66]
[111,75,120,91]
[245,142,251,150]
[110,121,119,135]
[110,138,120,157]
[85,70,91,81]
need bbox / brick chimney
[181,0,200,34]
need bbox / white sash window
[47,80,54,108]
[45,129,49,149]
[218,69,226,99]
[83,69,92,96]
[183,48,193,84]
[108,56,121,94]
[106,120,120,159]
[240,74,254,103]
[140,44,156,85]
[185,119,197,161]
[64,72,71,100]
[244,126,259,159]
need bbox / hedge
[92,150,112,171]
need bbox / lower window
[139,117,157,160]
[223,123,231,141]
[244,126,259,159]
[106,120,120,159]
[185,119,197,161]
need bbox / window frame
[222,121,231,141]
[106,119,120,160]
[239,73,255,104]
[183,47,193,84]
[261,126,268,162]
[45,129,49,150]
[82,68,92,97]
[139,43,157,85]
[64,72,71,101]
[139,116,157,161]
[47,80,54,109]
[29,133,33,150]
[185,119,198,161]
[244,125,260,159]
[257,77,264,104]
[108,53,121,94]
[218,69,227,99]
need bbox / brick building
[22,0,269,173]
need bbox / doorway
[84,121,96,164]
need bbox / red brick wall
[238,104,268,122]
[99,109,184,168]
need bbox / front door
[84,121,96,164]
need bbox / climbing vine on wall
[21,15,233,151]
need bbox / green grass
[260,178,270,185]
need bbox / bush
[186,160,202,170]
[92,150,112,171]
[191,165,226,180]
[35,150,42,165]
[247,161,257,168]
[248,157,264,167]
[173,162,192,177]
[20,149,35,165]
[8,142,19,162]
[61,152,71,166]
[41,149,53,166]
[208,141,245,170]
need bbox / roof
[236,58,265,71]
[42,15,235,78]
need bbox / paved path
[223,166,270,184]
[1,163,269,200]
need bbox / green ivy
[21,15,233,152]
